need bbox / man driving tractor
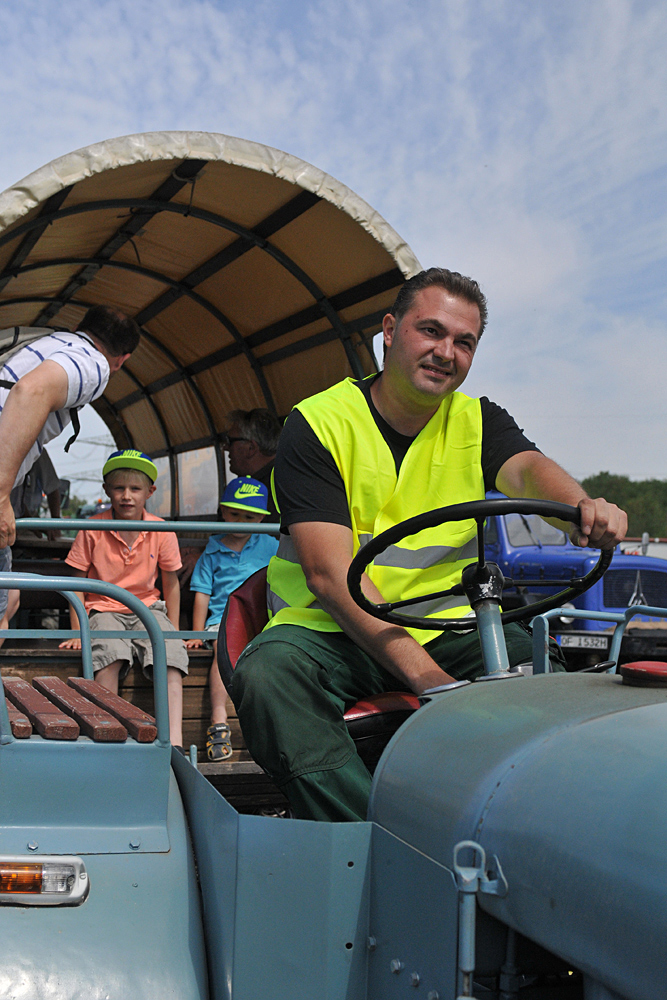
[231,268,627,823]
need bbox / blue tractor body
[2,515,667,1000]
[0,740,208,998]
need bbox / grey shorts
[90,601,189,678]
[0,545,12,618]
[204,621,221,649]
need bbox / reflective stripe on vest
[265,377,484,646]
[357,533,479,569]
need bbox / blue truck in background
[485,491,667,668]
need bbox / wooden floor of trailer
[0,642,289,814]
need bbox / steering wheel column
[460,560,514,678]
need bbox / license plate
[557,634,608,649]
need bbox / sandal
[206,722,232,761]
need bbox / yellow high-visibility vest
[266,377,484,645]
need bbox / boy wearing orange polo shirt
[60,450,188,747]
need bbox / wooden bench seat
[0,645,219,753]
[0,539,288,812]
[4,676,88,740]
[0,644,287,813]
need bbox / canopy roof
[0,131,421,513]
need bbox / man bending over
[0,305,140,623]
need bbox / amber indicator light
[0,864,42,894]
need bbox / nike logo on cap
[235,484,262,499]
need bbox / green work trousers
[231,622,564,823]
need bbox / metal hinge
[453,840,508,999]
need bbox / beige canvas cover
[0,131,421,510]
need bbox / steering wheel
[347,497,612,631]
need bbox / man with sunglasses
[223,408,282,523]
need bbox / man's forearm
[0,389,47,497]
[302,561,456,693]
[498,451,584,505]
[497,451,627,548]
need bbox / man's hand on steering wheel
[571,497,627,550]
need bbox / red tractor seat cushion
[621,661,667,686]
[344,691,421,721]
[218,567,269,685]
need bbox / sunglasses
[222,435,250,447]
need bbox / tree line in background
[581,473,667,539]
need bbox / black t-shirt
[274,376,539,531]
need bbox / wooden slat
[0,647,214,671]
[119,661,213,688]
[33,677,128,742]
[0,655,83,674]
[5,700,32,738]
[68,678,157,742]
[200,760,264,776]
[0,658,215,688]
[2,677,79,740]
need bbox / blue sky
[0,0,665,498]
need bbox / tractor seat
[217,567,419,773]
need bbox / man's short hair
[390,268,488,337]
[79,305,141,356]
[227,408,282,456]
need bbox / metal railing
[531,605,667,674]
[14,518,278,534]
[0,575,170,745]
[0,517,277,746]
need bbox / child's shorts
[90,601,189,678]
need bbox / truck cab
[485,490,667,667]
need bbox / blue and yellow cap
[220,476,269,515]
[102,449,158,483]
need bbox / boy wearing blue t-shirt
[187,476,278,760]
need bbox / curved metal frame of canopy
[0,132,421,515]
